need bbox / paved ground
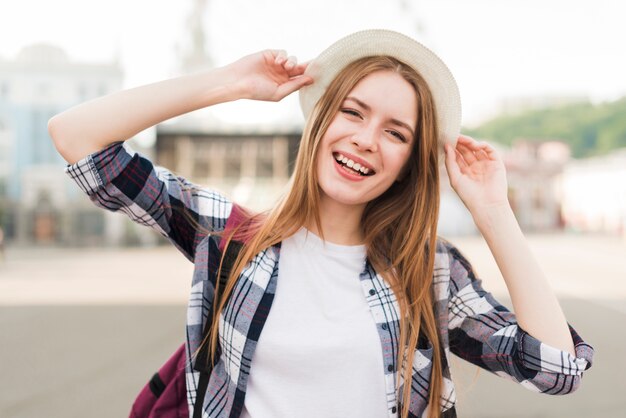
[0,233,624,417]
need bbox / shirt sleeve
[442,240,594,395]
[64,141,232,262]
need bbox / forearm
[471,203,576,356]
[48,66,242,165]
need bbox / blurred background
[0,0,624,417]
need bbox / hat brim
[298,29,461,148]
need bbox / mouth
[333,152,375,177]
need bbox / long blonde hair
[201,56,442,418]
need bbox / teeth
[334,153,373,176]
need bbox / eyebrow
[344,96,416,138]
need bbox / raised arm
[48,50,312,164]
[444,135,575,355]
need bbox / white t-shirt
[240,228,388,418]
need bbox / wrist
[217,63,251,101]
[196,65,246,104]
[471,202,516,235]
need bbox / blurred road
[1,233,624,417]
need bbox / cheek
[315,145,333,184]
[320,123,343,146]
[386,146,414,176]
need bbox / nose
[351,123,378,152]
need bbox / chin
[320,183,384,208]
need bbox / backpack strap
[193,204,247,418]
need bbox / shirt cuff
[516,325,593,376]
[64,141,135,195]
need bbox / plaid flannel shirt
[65,141,593,418]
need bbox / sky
[1,0,625,128]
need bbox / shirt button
[382,323,388,330]
[387,364,393,372]
[392,406,397,413]
[369,289,376,296]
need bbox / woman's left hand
[444,134,509,214]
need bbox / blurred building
[439,139,570,236]
[150,0,304,217]
[505,139,570,231]
[560,148,626,236]
[0,44,122,245]
[155,114,301,213]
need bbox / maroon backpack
[129,205,247,418]
[129,344,188,418]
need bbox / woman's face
[316,70,418,210]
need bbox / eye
[387,130,407,143]
[340,108,362,118]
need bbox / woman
[49,30,593,418]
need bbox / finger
[457,134,479,145]
[444,144,461,180]
[273,49,288,65]
[477,140,491,150]
[287,61,310,77]
[476,149,490,161]
[284,55,297,70]
[275,75,314,98]
[469,141,488,157]
[456,142,478,165]
[478,142,499,160]
[458,135,488,152]
[482,143,497,156]
[458,135,494,157]
[454,147,469,170]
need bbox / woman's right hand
[226,50,313,102]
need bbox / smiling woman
[48,29,593,418]
[314,66,419,239]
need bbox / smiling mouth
[333,153,375,176]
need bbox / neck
[307,195,365,245]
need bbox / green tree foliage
[465,98,626,158]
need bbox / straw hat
[299,29,462,147]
